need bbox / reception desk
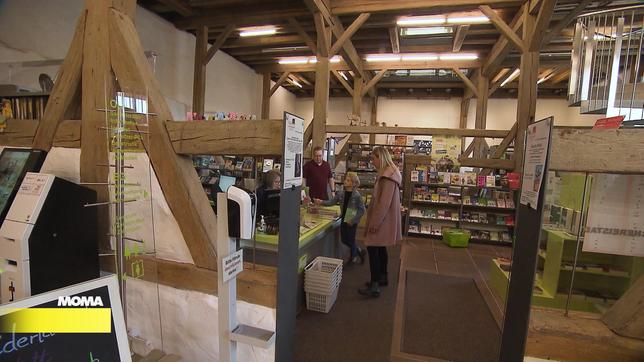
[241,206,343,310]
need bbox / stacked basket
[304,256,343,313]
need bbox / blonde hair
[345,171,360,187]
[372,146,397,172]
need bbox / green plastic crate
[443,229,470,248]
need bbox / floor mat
[294,246,401,362]
[402,271,501,362]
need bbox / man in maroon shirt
[303,146,335,200]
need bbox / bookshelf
[1,91,50,120]
[345,143,411,206]
[405,166,518,245]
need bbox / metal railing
[568,5,644,121]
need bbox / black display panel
[0,149,46,223]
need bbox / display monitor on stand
[0,148,46,223]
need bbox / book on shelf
[463,196,471,205]
[496,199,506,208]
[411,170,419,182]
[438,172,450,184]
[451,173,462,185]
[429,171,438,184]
[477,176,486,187]
[431,194,439,202]
[486,175,496,187]
[464,172,477,186]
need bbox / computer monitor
[219,175,236,192]
[0,148,46,222]
[261,189,280,218]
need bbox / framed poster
[520,117,553,209]
[282,112,304,189]
[583,174,644,257]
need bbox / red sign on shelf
[593,115,624,129]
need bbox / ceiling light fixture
[438,53,479,60]
[397,16,446,26]
[447,16,489,24]
[330,55,342,63]
[340,71,349,81]
[289,78,303,88]
[366,54,402,62]
[278,57,310,64]
[239,26,277,37]
[401,53,439,61]
[401,27,453,36]
[501,68,520,87]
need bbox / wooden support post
[32,12,86,151]
[109,8,218,269]
[369,96,378,144]
[81,0,113,253]
[459,96,470,151]
[192,25,208,116]
[312,12,330,150]
[475,68,490,158]
[514,10,540,172]
[269,72,291,96]
[313,56,330,149]
[352,76,363,118]
[261,73,271,119]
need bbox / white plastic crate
[306,288,339,313]
[304,277,341,295]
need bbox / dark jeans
[367,246,388,283]
[340,222,358,258]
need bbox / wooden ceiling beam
[452,67,479,97]
[220,34,305,48]
[287,17,317,53]
[376,82,463,89]
[157,0,194,17]
[541,0,592,46]
[269,72,292,96]
[204,23,235,64]
[255,58,481,73]
[482,3,525,76]
[528,0,556,51]
[329,13,371,57]
[480,5,525,53]
[389,27,400,54]
[331,70,354,96]
[330,0,524,15]
[361,68,388,97]
[175,7,308,29]
[453,25,470,52]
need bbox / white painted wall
[295,96,599,130]
[0,0,296,120]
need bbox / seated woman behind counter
[257,169,281,218]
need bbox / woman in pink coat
[359,146,402,298]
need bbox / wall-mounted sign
[520,117,553,210]
[593,115,624,129]
[282,112,304,189]
[222,249,244,283]
[583,174,644,257]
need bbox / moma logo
[57,296,104,307]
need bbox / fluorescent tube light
[308,57,317,64]
[401,53,439,61]
[330,55,342,63]
[340,71,348,81]
[439,53,479,60]
[278,57,309,64]
[289,78,303,88]
[447,16,489,24]
[366,54,401,62]
[401,27,453,36]
[239,26,277,37]
[397,16,446,26]
[501,69,520,87]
